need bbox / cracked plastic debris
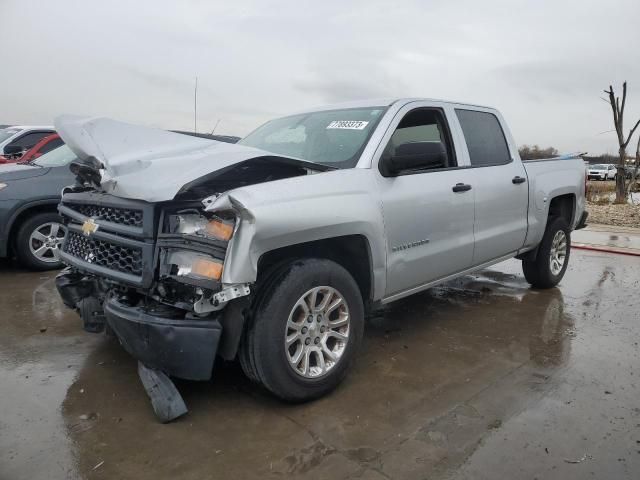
[137,362,188,423]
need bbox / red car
[0,133,64,164]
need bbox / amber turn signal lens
[205,219,234,241]
[191,258,223,280]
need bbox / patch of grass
[586,180,616,203]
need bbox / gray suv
[0,145,76,269]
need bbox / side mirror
[4,145,24,156]
[382,141,447,176]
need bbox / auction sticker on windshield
[326,120,369,130]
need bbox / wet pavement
[1,251,639,479]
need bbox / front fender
[204,169,388,301]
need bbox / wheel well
[7,203,59,254]
[548,194,575,225]
[257,235,374,303]
[517,193,575,262]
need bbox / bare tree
[604,82,640,203]
[629,135,640,196]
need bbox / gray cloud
[1,0,639,154]
[117,65,194,93]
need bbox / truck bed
[521,155,587,251]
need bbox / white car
[0,125,55,157]
[587,163,616,181]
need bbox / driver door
[375,104,475,298]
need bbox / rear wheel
[15,212,66,270]
[240,258,364,402]
[522,217,570,289]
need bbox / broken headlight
[165,250,223,281]
[167,212,235,241]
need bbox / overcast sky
[1,0,639,155]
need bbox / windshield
[32,144,77,167]
[239,107,387,168]
[591,164,607,169]
[0,128,21,143]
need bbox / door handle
[512,176,526,184]
[452,183,472,192]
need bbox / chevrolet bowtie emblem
[82,218,99,236]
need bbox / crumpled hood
[54,115,328,202]
[0,163,50,181]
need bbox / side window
[455,109,511,167]
[8,132,52,150]
[383,108,456,172]
[39,137,64,154]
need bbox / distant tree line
[518,145,558,160]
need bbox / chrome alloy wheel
[285,286,351,379]
[549,230,567,276]
[29,222,66,263]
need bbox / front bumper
[104,298,222,381]
[56,268,224,381]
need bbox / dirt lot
[1,251,639,479]
[587,203,640,228]
[587,180,640,228]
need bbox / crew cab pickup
[54,99,587,418]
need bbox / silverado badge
[81,218,99,236]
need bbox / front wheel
[15,212,67,270]
[522,217,571,289]
[239,258,364,402]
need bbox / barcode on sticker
[326,121,369,130]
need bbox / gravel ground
[587,201,640,228]
[585,180,640,228]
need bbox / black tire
[522,216,571,289]
[239,258,364,402]
[238,259,293,385]
[15,212,66,271]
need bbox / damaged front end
[52,115,335,420]
[55,190,251,383]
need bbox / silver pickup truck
[54,98,587,418]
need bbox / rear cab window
[455,109,511,167]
